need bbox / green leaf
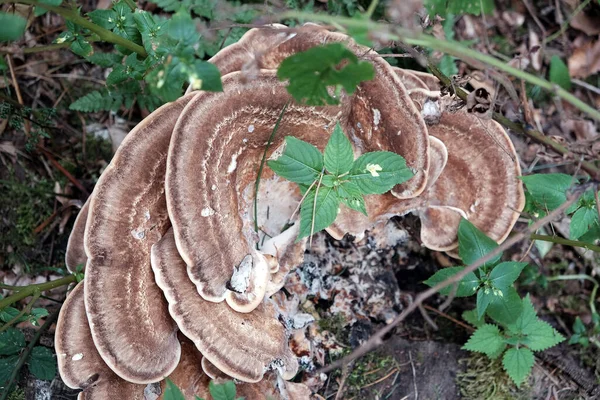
[424,267,479,297]
[549,55,572,91]
[502,347,534,387]
[70,90,121,112]
[0,307,20,323]
[462,309,484,328]
[570,206,599,240]
[167,10,199,45]
[88,9,117,30]
[522,320,565,351]
[489,262,527,290]
[277,42,375,105]
[439,55,458,77]
[462,324,505,356]
[458,218,501,266]
[28,346,56,380]
[520,173,575,211]
[86,52,122,68]
[189,60,223,92]
[0,12,27,42]
[0,355,19,388]
[35,0,63,17]
[70,36,93,57]
[336,181,367,216]
[268,136,324,185]
[29,308,49,325]
[476,289,495,319]
[298,186,339,239]
[573,316,586,334]
[0,328,25,356]
[506,294,537,335]
[487,287,523,326]
[209,380,237,400]
[163,378,186,400]
[324,123,354,176]
[349,151,413,195]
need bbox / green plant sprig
[267,122,413,241]
[0,274,77,311]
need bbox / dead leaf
[568,37,600,78]
[570,10,600,36]
[561,119,598,141]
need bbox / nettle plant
[268,123,413,240]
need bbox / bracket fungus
[57,23,525,399]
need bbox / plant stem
[544,0,592,44]
[5,0,147,57]
[0,275,76,310]
[254,101,289,236]
[0,309,59,400]
[530,233,600,252]
[365,0,379,19]
[0,292,40,333]
[278,11,600,123]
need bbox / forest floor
[1,0,599,399]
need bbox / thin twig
[422,304,474,332]
[408,350,418,400]
[544,0,592,44]
[318,190,583,374]
[530,233,600,253]
[0,292,40,333]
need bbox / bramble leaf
[462,324,505,356]
[0,12,27,41]
[268,136,324,185]
[349,151,413,194]
[298,186,339,239]
[163,378,186,400]
[458,218,501,267]
[28,346,56,380]
[489,262,527,290]
[0,328,26,355]
[0,355,19,389]
[520,173,575,211]
[0,307,20,323]
[570,206,598,240]
[209,380,237,400]
[324,123,354,176]
[424,267,479,297]
[86,52,123,68]
[462,309,485,328]
[502,347,534,387]
[88,9,117,30]
[277,43,375,105]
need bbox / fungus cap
[65,199,89,273]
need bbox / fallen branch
[319,187,584,374]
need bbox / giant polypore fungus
[57,23,524,399]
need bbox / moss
[317,313,347,341]
[456,353,531,400]
[7,387,25,400]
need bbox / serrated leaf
[88,9,117,30]
[277,43,375,105]
[86,52,122,68]
[502,347,534,387]
[299,186,339,239]
[69,90,121,112]
[167,10,199,45]
[570,206,598,240]
[424,267,479,297]
[489,262,527,290]
[349,151,413,195]
[209,380,237,400]
[163,378,186,400]
[520,174,575,211]
[506,294,537,335]
[477,289,495,319]
[458,218,501,267]
[573,316,586,334]
[28,346,56,380]
[462,309,485,328]
[324,123,354,176]
[268,136,324,185]
[0,328,26,355]
[487,287,523,326]
[522,320,565,351]
[462,324,505,356]
[0,12,27,41]
[70,36,93,57]
[549,55,571,91]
